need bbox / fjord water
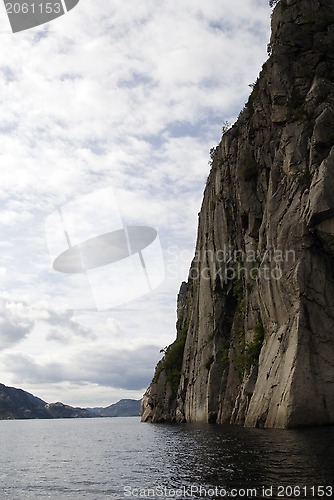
[0,417,333,499]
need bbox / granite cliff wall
[142,0,334,428]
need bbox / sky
[0,0,271,407]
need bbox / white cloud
[0,294,35,350]
[0,0,271,405]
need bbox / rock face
[142,0,334,428]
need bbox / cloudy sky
[0,0,271,407]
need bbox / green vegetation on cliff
[153,323,188,392]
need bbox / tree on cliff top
[269,0,280,7]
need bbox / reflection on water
[0,418,333,498]
[139,423,331,494]
[155,423,334,489]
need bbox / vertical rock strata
[141,0,334,428]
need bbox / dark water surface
[0,417,333,499]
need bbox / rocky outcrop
[141,282,189,423]
[142,0,334,428]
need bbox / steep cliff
[142,0,334,428]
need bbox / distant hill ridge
[87,399,141,417]
[0,383,140,420]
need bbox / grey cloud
[5,344,161,391]
[0,298,34,350]
[0,319,32,350]
[45,309,96,343]
[0,294,95,349]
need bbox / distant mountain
[0,383,51,420]
[0,382,141,420]
[44,402,95,419]
[0,383,95,420]
[88,399,141,417]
